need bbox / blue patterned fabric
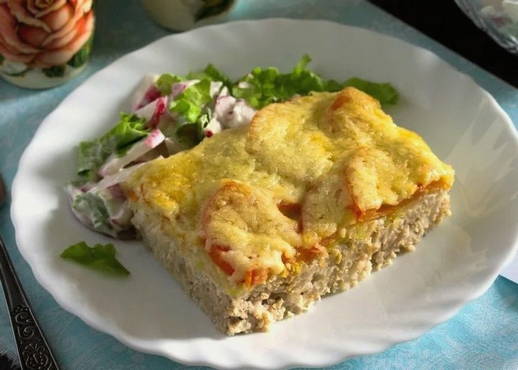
[0,0,517,368]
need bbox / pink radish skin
[131,75,158,110]
[214,95,256,129]
[171,82,188,98]
[135,85,161,110]
[148,96,168,128]
[107,184,125,200]
[214,95,236,121]
[169,80,199,100]
[135,96,168,128]
[204,117,222,137]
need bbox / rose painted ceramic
[0,0,94,89]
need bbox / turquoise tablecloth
[1,0,517,369]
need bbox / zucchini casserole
[122,87,455,335]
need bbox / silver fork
[0,173,60,370]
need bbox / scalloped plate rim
[10,18,518,369]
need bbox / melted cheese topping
[124,87,454,288]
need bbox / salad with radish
[67,55,399,239]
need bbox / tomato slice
[208,244,234,276]
[243,268,268,287]
[297,245,324,262]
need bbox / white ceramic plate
[11,19,518,369]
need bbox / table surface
[1,0,517,369]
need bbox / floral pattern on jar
[0,0,94,89]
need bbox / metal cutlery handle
[0,236,59,370]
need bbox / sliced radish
[107,184,126,200]
[214,95,236,121]
[170,82,187,99]
[98,129,165,177]
[204,117,222,137]
[134,100,156,122]
[214,96,256,129]
[89,163,145,193]
[138,85,161,110]
[218,86,230,97]
[226,99,256,128]
[210,81,223,97]
[169,80,199,100]
[148,96,168,128]
[135,95,168,128]
[109,201,133,227]
[144,129,167,147]
[131,74,160,111]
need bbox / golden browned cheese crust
[124,87,454,291]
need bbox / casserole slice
[123,87,454,335]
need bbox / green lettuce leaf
[169,79,212,123]
[78,56,399,156]
[187,64,232,87]
[232,66,281,109]
[231,55,399,108]
[286,54,343,93]
[155,73,183,95]
[344,77,399,105]
[231,55,343,109]
[61,241,130,276]
[77,113,149,182]
[169,79,213,145]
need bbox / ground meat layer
[131,189,451,335]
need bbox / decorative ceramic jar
[141,0,235,32]
[0,0,95,89]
